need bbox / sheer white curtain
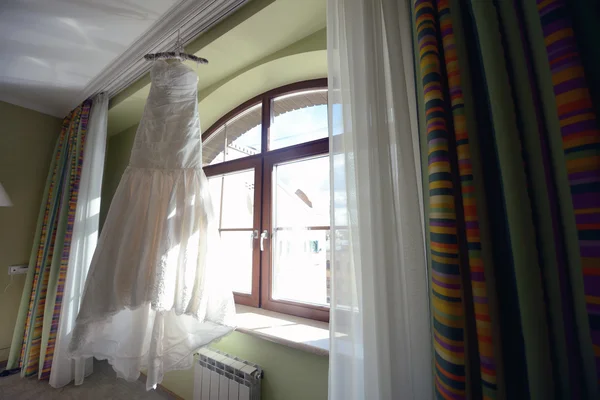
[49,93,108,388]
[327,0,433,399]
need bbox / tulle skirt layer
[69,167,235,390]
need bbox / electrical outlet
[8,265,28,275]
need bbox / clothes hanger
[144,29,208,64]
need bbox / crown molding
[72,0,249,111]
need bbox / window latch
[260,230,269,252]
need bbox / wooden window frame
[204,157,263,308]
[261,138,330,321]
[202,79,330,322]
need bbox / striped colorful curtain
[6,100,92,379]
[413,0,599,398]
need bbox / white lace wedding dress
[69,60,235,390]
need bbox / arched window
[203,79,329,321]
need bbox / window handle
[260,230,269,252]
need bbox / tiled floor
[0,361,176,399]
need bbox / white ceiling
[0,0,179,117]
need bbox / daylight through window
[203,79,330,322]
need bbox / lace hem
[70,301,235,353]
[69,304,235,390]
[72,328,234,390]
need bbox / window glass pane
[203,103,262,166]
[208,169,255,229]
[204,126,225,166]
[272,229,330,306]
[208,176,223,219]
[272,155,331,306]
[274,156,330,227]
[220,231,254,294]
[269,89,328,150]
[208,169,256,295]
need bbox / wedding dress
[69,60,236,390]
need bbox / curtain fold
[49,93,108,388]
[327,0,433,399]
[6,94,107,384]
[412,0,600,398]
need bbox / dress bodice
[150,59,199,89]
[129,60,202,169]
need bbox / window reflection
[270,89,328,150]
[203,103,262,166]
[272,156,331,306]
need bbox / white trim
[235,305,329,356]
[73,0,249,111]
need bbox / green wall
[101,127,329,400]
[0,101,62,361]
[161,333,328,400]
[99,124,137,229]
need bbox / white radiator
[193,348,263,400]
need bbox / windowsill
[233,304,329,356]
